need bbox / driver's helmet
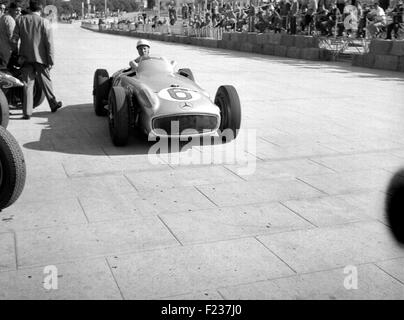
[136,39,151,48]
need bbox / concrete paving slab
[257,221,404,274]
[0,199,87,232]
[0,258,122,299]
[161,290,223,300]
[325,140,404,154]
[125,166,243,190]
[298,169,392,195]
[69,175,137,198]
[377,258,404,284]
[251,139,339,160]
[281,190,386,227]
[225,159,335,181]
[159,202,313,244]
[17,177,76,204]
[0,233,16,272]
[132,186,217,214]
[218,264,404,299]
[309,152,404,173]
[107,238,295,299]
[196,178,324,207]
[16,216,179,268]
[78,192,176,222]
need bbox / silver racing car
[92,56,241,146]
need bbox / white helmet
[136,39,150,48]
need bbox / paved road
[1,22,404,299]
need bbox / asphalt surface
[1,22,404,299]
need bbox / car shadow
[22,103,226,157]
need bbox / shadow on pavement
[22,103,224,157]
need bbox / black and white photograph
[0,0,404,306]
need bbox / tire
[0,126,26,210]
[214,85,241,141]
[0,90,9,129]
[178,68,195,82]
[33,80,45,108]
[108,87,129,146]
[93,69,110,116]
[386,169,404,244]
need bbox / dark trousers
[21,62,57,116]
[386,22,400,39]
[289,16,297,34]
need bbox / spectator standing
[326,2,343,36]
[289,0,299,34]
[188,3,195,18]
[279,0,290,31]
[11,0,62,119]
[182,3,188,20]
[168,1,177,26]
[247,3,256,32]
[0,2,21,69]
[386,0,403,39]
[211,0,219,23]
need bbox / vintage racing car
[92,56,241,146]
[0,88,26,210]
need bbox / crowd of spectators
[166,0,403,39]
[98,0,403,40]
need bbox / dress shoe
[22,115,31,120]
[51,101,63,113]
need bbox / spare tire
[0,90,9,129]
[0,126,26,209]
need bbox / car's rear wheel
[108,87,129,146]
[214,85,241,141]
[0,90,9,129]
[178,68,195,82]
[0,126,26,210]
[93,69,110,116]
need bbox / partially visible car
[0,88,26,210]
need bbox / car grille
[152,115,218,135]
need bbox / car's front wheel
[93,69,110,116]
[108,87,129,146]
[0,90,9,129]
[214,85,241,141]
[0,126,26,210]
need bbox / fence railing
[82,20,225,40]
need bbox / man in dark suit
[12,0,62,119]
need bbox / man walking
[12,0,62,119]
[0,2,21,69]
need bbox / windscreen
[137,56,174,75]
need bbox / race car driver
[129,39,150,70]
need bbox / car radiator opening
[152,114,218,136]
